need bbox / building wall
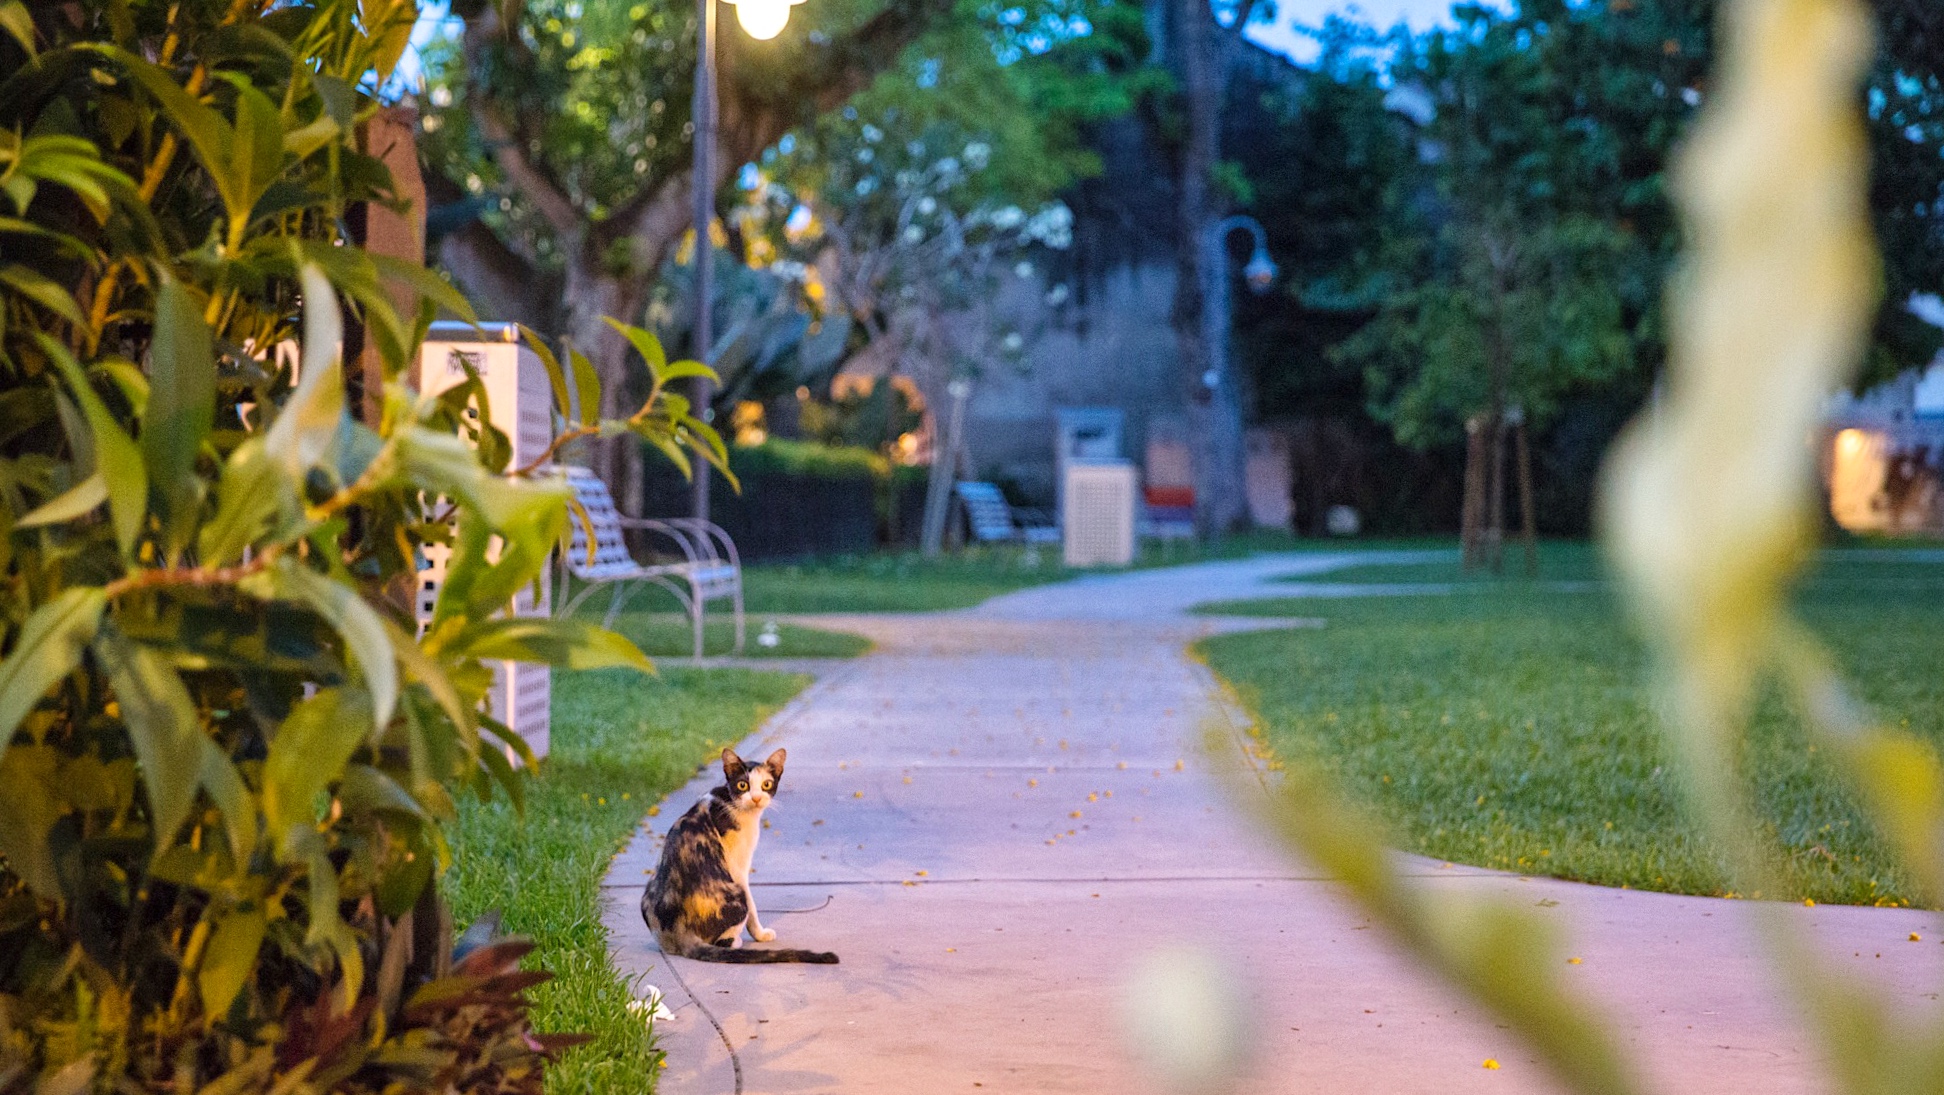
[960,260,1185,504]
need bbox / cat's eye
[736,780,748,791]
[762,780,774,791]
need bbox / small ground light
[758,619,781,648]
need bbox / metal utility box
[1062,459,1137,567]
[416,322,555,760]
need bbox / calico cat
[641,747,839,964]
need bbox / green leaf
[567,345,602,431]
[16,471,105,527]
[199,736,257,864]
[229,80,283,212]
[263,265,346,480]
[241,559,397,732]
[94,629,202,851]
[144,280,215,560]
[1,264,86,326]
[604,317,667,378]
[197,438,289,566]
[655,359,718,384]
[0,588,107,746]
[337,764,427,820]
[518,324,574,429]
[261,688,371,859]
[0,745,63,895]
[197,902,265,1020]
[39,336,146,555]
[0,1,34,55]
[449,617,654,675]
[81,45,246,223]
[281,115,338,161]
[306,849,363,1010]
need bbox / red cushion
[1145,486,1195,508]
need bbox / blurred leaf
[263,265,346,482]
[199,735,258,864]
[16,471,106,527]
[197,439,288,565]
[567,345,601,432]
[0,588,107,745]
[450,617,653,674]
[519,324,573,429]
[0,1,33,54]
[0,264,85,326]
[144,280,215,560]
[198,903,266,1020]
[241,558,398,732]
[39,335,146,554]
[261,688,371,859]
[94,628,203,851]
[604,317,668,378]
[0,745,63,896]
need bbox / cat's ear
[764,748,787,773]
[721,748,745,777]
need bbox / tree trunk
[1515,413,1538,577]
[561,255,648,513]
[1170,0,1248,537]
[1486,410,1507,573]
[1461,414,1487,570]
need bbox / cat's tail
[684,944,839,964]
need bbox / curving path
[601,551,1943,1094]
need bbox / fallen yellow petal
[1912,933,1923,942]
[1070,811,1083,819]
[648,805,661,817]
[1028,779,1039,787]
[1804,898,1816,907]
[854,791,864,798]
[1567,957,1582,965]
[1482,1059,1500,1071]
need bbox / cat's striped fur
[641,748,838,964]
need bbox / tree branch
[460,9,585,241]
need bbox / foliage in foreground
[443,666,809,1094]
[0,0,728,1088]
[1192,0,1944,1092]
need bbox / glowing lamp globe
[728,0,803,39]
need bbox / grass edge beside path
[443,665,812,1095]
[1191,546,1944,909]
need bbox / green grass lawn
[1196,544,1944,907]
[736,533,1437,614]
[607,611,874,658]
[442,665,811,1094]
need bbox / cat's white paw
[752,927,776,943]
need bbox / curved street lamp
[693,0,805,521]
[1201,214,1277,392]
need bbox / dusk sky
[1247,0,1466,62]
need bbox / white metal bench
[555,466,745,660]
[955,481,1060,545]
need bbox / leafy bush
[731,438,886,480]
[0,0,723,1089]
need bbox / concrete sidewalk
[601,552,1944,1094]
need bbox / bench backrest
[561,466,639,578]
[955,481,1019,543]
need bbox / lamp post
[691,0,804,524]
[1191,213,1276,535]
[1201,214,1276,393]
